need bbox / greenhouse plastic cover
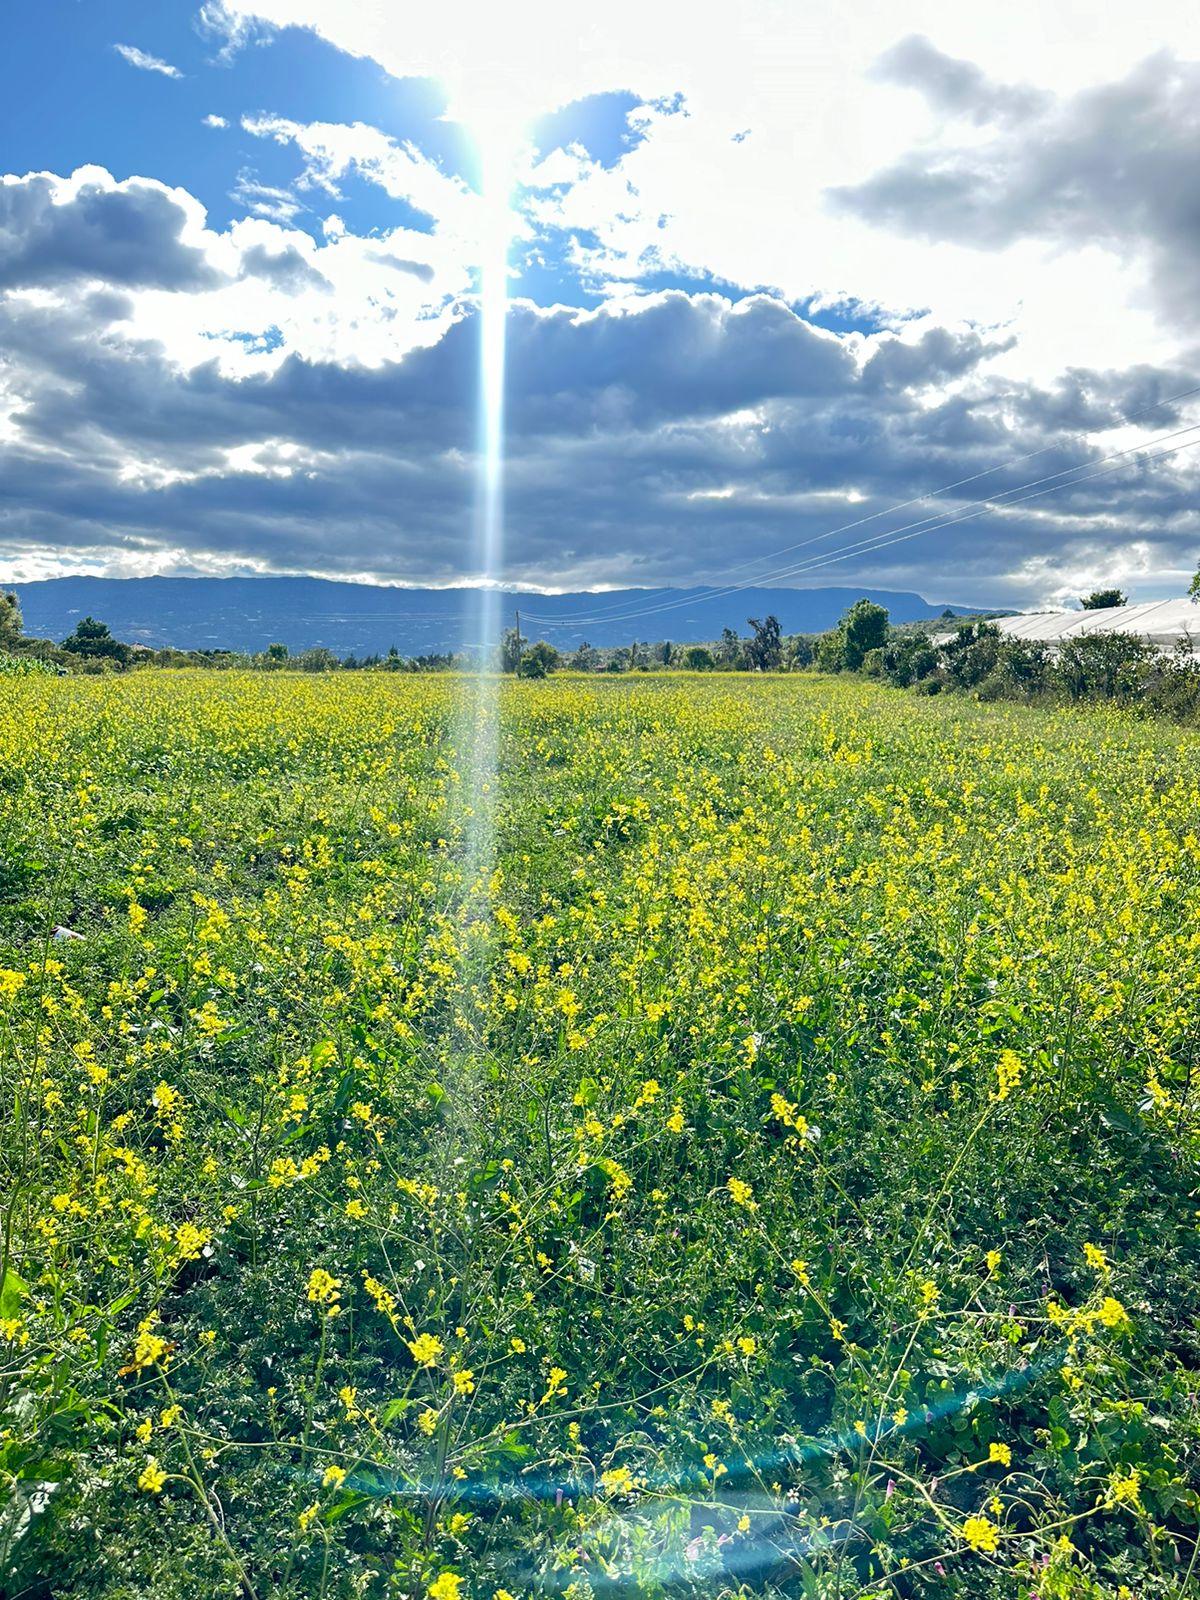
[994,597,1200,653]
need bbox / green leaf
[0,1270,27,1320]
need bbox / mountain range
[12,576,980,657]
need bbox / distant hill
[12,576,982,657]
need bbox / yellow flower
[985,1249,1001,1274]
[306,1268,341,1307]
[962,1514,999,1553]
[0,968,26,1001]
[322,1464,347,1489]
[298,1502,319,1531]
[418,1407,439,1435]
[138,1457,167,1494]
[427,1574,464,1600]
[601,1465,634,1495]
[1098,1295,1130,1329]
[1083,1241,1109,1271]
[131,1317,171,1372]
[727,1176,755,1209]
[540,1366,568,1404]
[737,1514,751,1533]
[988,1442,1011,1466]
[407,1332,444,1368]
[1106,1467,1142,1509]
[993,1049,1024,1101]
[452,1368,476,1395]
[135,1417,153,1443]
[737,1336,756,1356]
[159,1405,181,1428]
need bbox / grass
[1,671,1198,1600]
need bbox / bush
[1054,632,1155,702]
[0,652,60,677]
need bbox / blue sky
[0,1,1197,606]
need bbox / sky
[0,0,1197,608]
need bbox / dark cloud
[873,36,1049,125]
[1,277,1196,603]
[859,325,1015,392]
[0,173,223,290]
[834,51,1200,327]
[238,241,329,292]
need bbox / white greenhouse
[992,598,1200,656]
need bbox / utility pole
[514,607,522,677]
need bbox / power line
[522,410,1200,630]
[750,433,1200,585]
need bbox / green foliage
[816,601,891,673]
[744,615,783,671]
[60,616,133,667]
[519,639,559,678]
[682,645,716,671]
[1,673,1198,1598]
[499,627,523,673]
[0,653,59,677]
[0,590,23,651]
[840,598,890,670]
[1080,589,1127,610]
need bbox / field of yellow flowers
[2,671,1199,1600]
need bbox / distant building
[992,598,1200,655]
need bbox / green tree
[716,627,742,668]
[1080,589,1127,609]
[682,645,715,671]
[60,616,132,667]
[265,642,289,664]
[815,630,846,672]
[519,640,559,679]
[785,634,814,670]
[500,628,523,673]
[1188,560,1199,601]
[0,589,24,650]
[295,648,339,672]
[840,599,890,670]
[573,640,598,672]
[744,615,782,671]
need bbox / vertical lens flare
[462,126,517,892]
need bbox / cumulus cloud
[835,51,1200,329]
[0,171,222,290]
[203,114,230,129]
[1,257,1196,605]
[114,44,183,78]
[871,35,1048,124]
[5,3,1200,603]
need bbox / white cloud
[114,43,183,79]
[203,114,230,129]
[208,0,1197,382]
[241,115,477,236]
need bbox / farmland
[1,671,1199,1599]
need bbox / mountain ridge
[11,575,983,656]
